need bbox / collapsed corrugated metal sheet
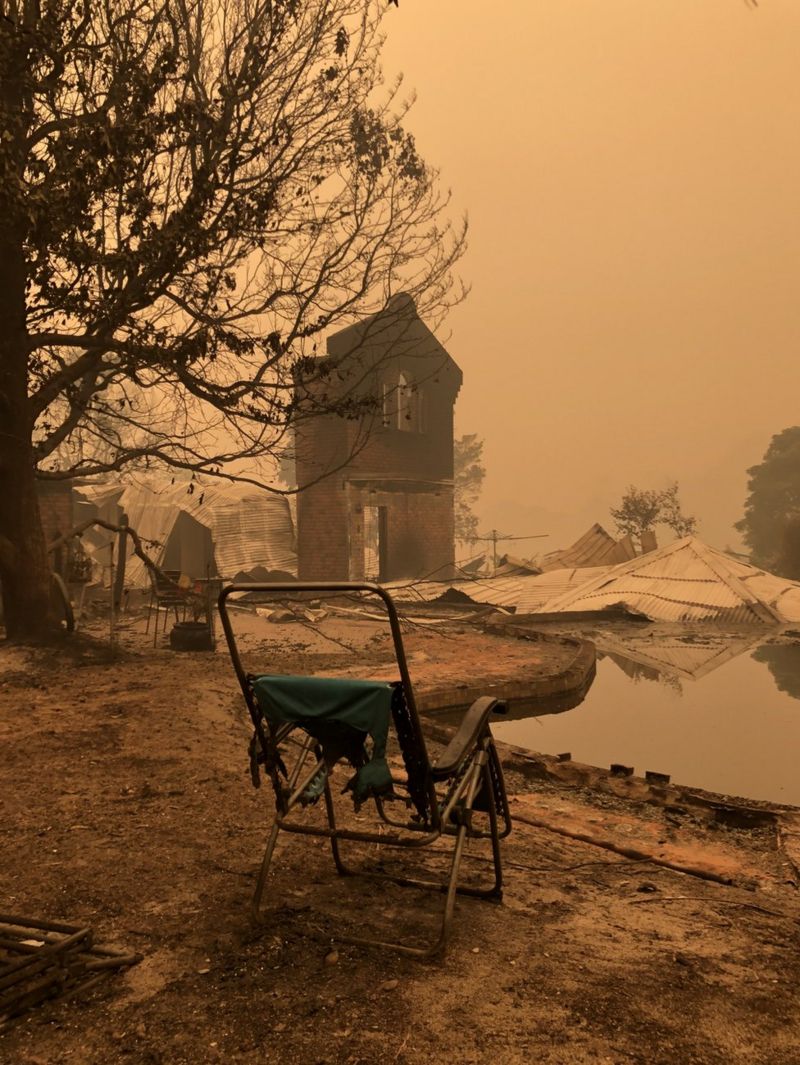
[538,537,800,624]
[514,567,611,612]
[74,478,296,586]
[494,554,542,577]
[540,523,637,571]
[388,566,609,614]
[206,484,296,580]
[387,575,522,611]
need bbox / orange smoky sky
[380,0,800,550]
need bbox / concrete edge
[415,635,596,715]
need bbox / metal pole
[113,513,127,612]
[108,541,116,649]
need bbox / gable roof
[326,293,462,392]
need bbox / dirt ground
[2,605,800,1065]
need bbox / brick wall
[345,484,454,581]
[296,406,458,581]
[36,481,74,577]
[295,411,351,579]
[384,488,454,580]
[296,477,351,580]
[340,389,455,481]
[294,298,460,581]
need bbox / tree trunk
[0,19,57,641]
[0,248,54,641]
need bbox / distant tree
[735,427,800,574]
[610,481,697,550]
[454,433,485,544]
[657,482,698,538]
[610,487,662,546]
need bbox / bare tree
[0,0,466,638]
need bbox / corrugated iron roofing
[386,538,800,624]
[74,478,296,585]
[387,566,609,614]
[209,486,296,579]
[539,537,800,624]
[540,523,636,571]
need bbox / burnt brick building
[294,295,462,582]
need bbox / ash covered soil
[2,609,800,1065]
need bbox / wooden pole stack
[0,914,141,1028]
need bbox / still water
[492,638,800,807]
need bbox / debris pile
[0,914,140,1028]
[391,536,800,624]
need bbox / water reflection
[594,630,763,685]
[492,629,800,805]
[596,632,800,701]
[602,652,683,695]
[751,642,800,700]
[503,659,597,720]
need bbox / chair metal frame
[218,581,512,959]
[145,568,190,646]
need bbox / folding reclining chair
[218,582,512,959]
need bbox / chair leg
[428,759,485,957]
[322,775,348,877]
[481,761,504,899]
[433,818,470,957]
[335,762,484,960]
[251,735,316,920]
[251,818,281,921]
[438,764,504,902]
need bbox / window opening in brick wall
[396,372,422,432]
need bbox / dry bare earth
[1,615,800,1065]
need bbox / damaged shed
[74,479,296,586]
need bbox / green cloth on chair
[251,675,394,802]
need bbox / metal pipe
[274,818,443,850]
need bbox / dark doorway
[363,505,388,581]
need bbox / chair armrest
[430,696,507,781]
